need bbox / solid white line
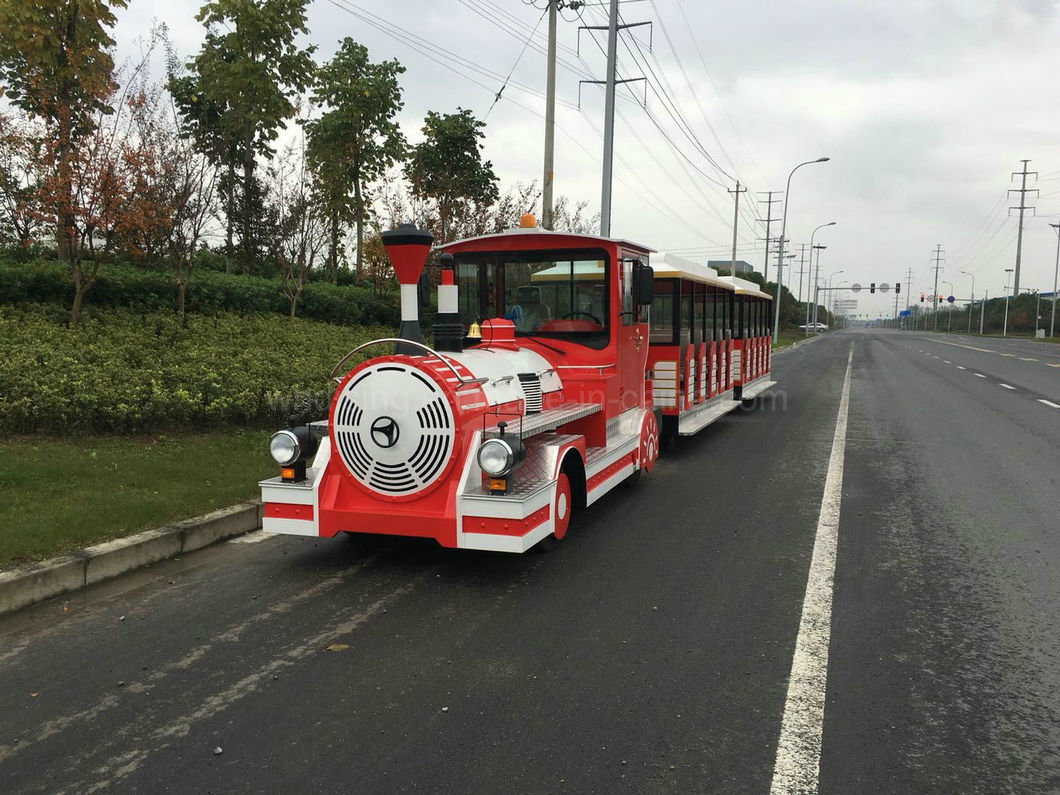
[975,373,987,378]
[999,383,1016,390]
[1039,399,1060,409]
[770,344,854,794]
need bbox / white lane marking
[229,531,275,544]
[1039,399,1060,409]
[1048,363,1060,369]
[770,344,854,794]
[943,360,951,364]
[1019,357,1037,362]
[956,366,967,370]
[975,373,987,378]
[999,383,1016,390]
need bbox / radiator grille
[518,373,543,414]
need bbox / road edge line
[770,343,854,793]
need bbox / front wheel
[553,472,572,540]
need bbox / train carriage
[259,216,775,553]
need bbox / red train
[260,216,775,552]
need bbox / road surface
[1,330,1058,792]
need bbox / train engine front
[259,223,588,552]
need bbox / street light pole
[807,221,836,334]
[810,245,828,331]
[1003,268,1014,337]
[961,271,975,334]
[1049,222,1060,338]
[772,157,830,341]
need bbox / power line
[484,5,549,119]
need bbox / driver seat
[513,285,551,331]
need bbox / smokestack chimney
[382,223,433,355]
[434,253,463,353]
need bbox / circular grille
[332,362,455,496]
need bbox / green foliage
[0,303,392,434]
[0,0,126,133]
[307,39,405,277]
[404,108,499,242]
[0,259,399,326]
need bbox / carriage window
[650,279,677,345]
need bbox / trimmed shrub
[0,260,400,327]
[1,304,394,434]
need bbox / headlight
[269,430,300,466]
[478,438,514,477]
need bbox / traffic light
[938,294,944,303]
[870,282,876,293]
[920,294,925,302]
[896,282,901,294]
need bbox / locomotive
[260,216,775,552]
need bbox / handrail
[329,338,488,390]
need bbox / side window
[650,280,677,345]
[621,258,635,326]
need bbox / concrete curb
[0,502,263,616]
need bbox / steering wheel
[562,310,603,326]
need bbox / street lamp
[810,245,828,332]
[1003,268,1014,337]
[807,221,836,333]
[773,157,830,340]
[961,271,975,334]
[1049,222,1059,338]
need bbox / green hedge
[0,260,400,327]
[1,304,393,434]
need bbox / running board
[677,392,739,436]
[740,378,777,400]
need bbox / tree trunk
[225,163,235,272]
[354,162,363,276]
[177,278,186,325]
[289,292,297,320]
[241,146,254,275]
[69,269,89,328]
[329,209,339,284]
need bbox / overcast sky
[115,0,1060,317]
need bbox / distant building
[708,260,755,275]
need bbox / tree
[306,39,405,280]
[0,0,127,264]
[273,138,326,318]
[404,108,499,244]
[176,0,315,274]
[0,112,47,250]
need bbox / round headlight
[269,430,300,466]
[478,438,514,477]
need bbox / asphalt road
[1,330,1058,793]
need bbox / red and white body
[261,227,660,552]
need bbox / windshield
[455,248,611,349]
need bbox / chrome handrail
[329,338,488,390]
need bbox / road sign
[850,283,862,293]
[879,283,890,293]
[899,310,911,317]
[947,295,955,303]
[927,294,936,303]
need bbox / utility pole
[905,267,913,330]
[541,0,558,229]
[727,181,747,277]
[1049,222,1059,338]
[1008,158,1037,294]
[796,243,808,302]
[931,244,944,331]
[757,191,781,281]
[599,0,619,237]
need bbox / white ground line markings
[943,360,951,364]
[975,373,987,378]
[229,531,275,544]
[956,366,967,370]
[1048,363,1060,369]
[999,383,1016,390]
[770,344,853,794]
[1019,357,1037,362]
[1039,399,1060,409]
